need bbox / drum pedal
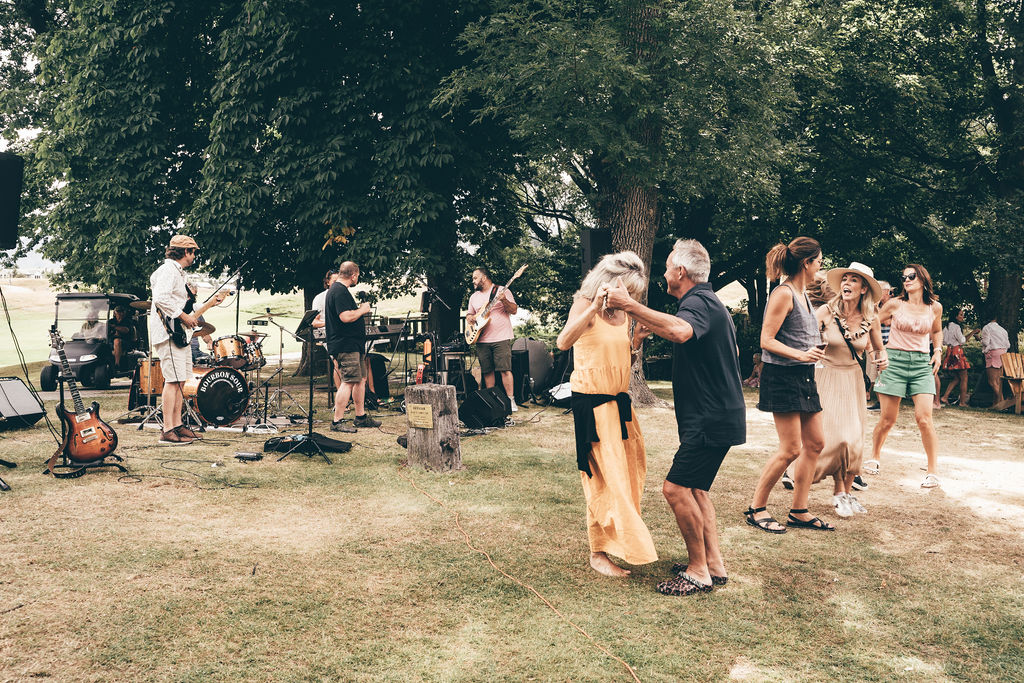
[234,452,263,462]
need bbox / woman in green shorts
[868,264,944,488]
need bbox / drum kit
[129,300,278,429]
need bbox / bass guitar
[464,264,528,345]
[47,327,118,464]
[160,286,230,347]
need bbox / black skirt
[757,363,822,414]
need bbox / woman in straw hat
[812,263,887,517]
[556,251,658,577]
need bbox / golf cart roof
[56,292,139,302]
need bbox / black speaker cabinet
[367,353,389,400]
[0,377,45,431]
[458,387,509,428]
[0,152,25,250]
[511,349,530,403]
[581,227,613,276]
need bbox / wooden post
[405,384,462,471]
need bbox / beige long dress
[570,315,658,565]
[814,315,870,482]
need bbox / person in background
[868,264,943,488]
[980,313,1011,409]
[556,251,657,578]
[742,353,763,388]
[746,237,832,534]
[326,261,381,432]
[312,269,341,391]
[866,280,893,412]
[109,305,135,368]
[938,308,976,406]
[467,267,519,411]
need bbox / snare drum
[138,357,164,395]
[182,366,250,426]
[212,335,248,369]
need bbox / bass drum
[183,366,249,426]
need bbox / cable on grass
[117,454,258,490]
[396,466,642,683]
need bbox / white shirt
[149,259,189,345]
[312,289,329,339]
[942,322,966,347]
[981,321,1010,353]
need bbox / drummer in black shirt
[325,261,381,432]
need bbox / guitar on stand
[45,327,127,478]
[464,264,528,345]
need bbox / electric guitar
[160,286,230,347]
[48,328,118,464]
[464,264,528,345]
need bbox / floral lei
[827,301,872,342]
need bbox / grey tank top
[761,283,819,366]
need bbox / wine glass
[814,323,827,369]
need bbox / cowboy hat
[826,262,883,301]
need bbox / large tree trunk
[986,267,1023,352]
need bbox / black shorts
[757,363,821,414]
[665,443,730,491]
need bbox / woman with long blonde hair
[556,251,657,577]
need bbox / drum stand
[264,313,307,418]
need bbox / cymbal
[246,331,269,338]
[248,311,287,320]
[194,321,216,336]
[130,300,151,311]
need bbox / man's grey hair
[877,280,891,292]
[575,251,647,302]
[669,239,710,284]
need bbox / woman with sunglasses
[867,264,943,488]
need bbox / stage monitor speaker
[458,387,508,429]
[0,151,25,250]
[367,353,389,400]
[513,337,554,392]
[0,377,45,431]
[581,227,613,276]
[444,356,477,395]
[511,349,530,404]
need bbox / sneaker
[847,495,867,514]
[832,494,853,518]
[851,475,868,491]
[159,429,193,445]
[353,414,381,428]
[921,473,940,488]
[867,403,880,411]
[781,470,794,490]
[508,398,518,413]
[330,420,357,433]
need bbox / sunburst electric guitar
[464,264,528,345]
[48,328,118,465]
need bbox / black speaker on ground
[444,356,477,395]
[513,337,554,393]
[0,377,45,430]
[511,349,530,404]
[581,227,613,275]
[367,353,389,400]
[458,387,509,428]
[0,152,25,250]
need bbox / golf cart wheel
[40,364,58,392]
[92,363,111,389]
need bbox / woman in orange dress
[556,251,657,577]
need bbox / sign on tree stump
[405,384,461,471]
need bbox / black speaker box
[0,152,25,250]
[581,227,613,275]
[367,353,389,400]
[459,387,509,428]
[511,349,530,404]
[0,377,45,430]
[444,357,477,395]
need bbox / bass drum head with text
[183,366,249,426]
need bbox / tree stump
[405,384,461,471]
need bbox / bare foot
[590,552,631,577]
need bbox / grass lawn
[1,369,1022,681]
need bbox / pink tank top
[887,304,935,353]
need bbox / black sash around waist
[571,391,632,478]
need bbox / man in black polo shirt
[325,261,381,432]
[605,239,745,596]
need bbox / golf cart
[41,292,148,391]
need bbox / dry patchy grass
[1,381,1022,682]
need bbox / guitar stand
[0,458,14,492]
[45,372,127,479]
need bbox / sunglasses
[902,272,917,282]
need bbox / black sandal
[744,506,787,534]
[786,508,835,531]
[670,562,727,586]
[656,572,714,596]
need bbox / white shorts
[154,339,193,383]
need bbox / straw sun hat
[826,262,883,302]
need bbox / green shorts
[476,339,512,374]
[874,349,934,398]
[333,351,366,383]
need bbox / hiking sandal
[671,562,727,586]
[786,509,835,531]
[656,572,714,596]
[744,506,787,534]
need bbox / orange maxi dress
[570,315,658,566]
